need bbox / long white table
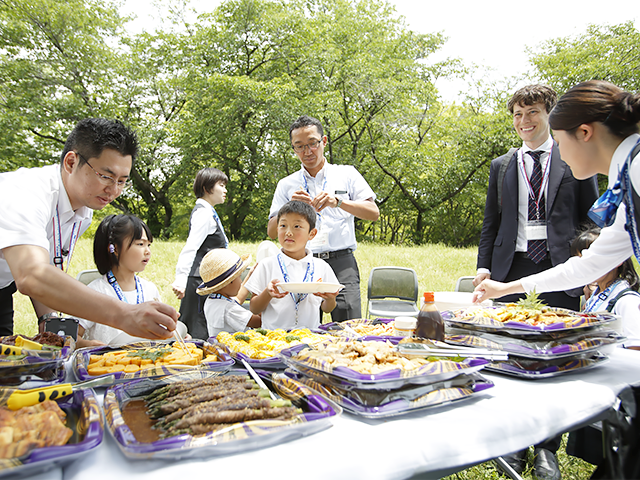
[20,349,640,480]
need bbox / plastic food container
[394,317,417,337]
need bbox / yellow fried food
[216,328,329,359]
[86,343,210,376]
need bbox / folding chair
[76,269,102,286]
[240,266,252,310]
[366,267,420,318]
[455,276,475,293]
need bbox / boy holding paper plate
[245,201,340,329]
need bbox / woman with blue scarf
[474,80,640,309]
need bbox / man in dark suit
[473,85,599,480]
[474,85,599,310]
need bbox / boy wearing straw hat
[246,201,340,329]
[197,249,261,339]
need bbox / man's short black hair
[193,167,229,198]
[277,200,316,230]
[289,115,324,140]
[61,118,139,166]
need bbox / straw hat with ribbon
[197,249,251,296]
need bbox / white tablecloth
[23,349,640,480]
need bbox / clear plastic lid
[395,317,417,329]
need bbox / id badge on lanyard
[526,220,547,240]
[309,227,329,249]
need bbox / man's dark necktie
[527,150,547,264]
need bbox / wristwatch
[335,197,343,209]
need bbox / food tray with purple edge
[210,338,309,369]
[279,340,489,390]
[443,305,618,335]
[73,340,234,383]
[0,335,74,384]
[445,328,625,360]
[318,318,404,342]
[0,362,68,389]
[278,369,494,418]
[0,387,103,478]
[103,370,341,460]
[485,353,609,379]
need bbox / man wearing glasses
[0,118,178,339]
[267,115,379,322]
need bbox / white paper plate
[107,321,188,347]
[277,282,344,294]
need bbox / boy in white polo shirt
[246,201,340,329]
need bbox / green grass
[10,239,597,479]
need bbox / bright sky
[122,0,639,101]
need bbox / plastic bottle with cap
[394,316,417,337]
[415,292,444,341]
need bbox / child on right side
[245,201,340,330]
[197,248,261,339]
[571,227,640,347]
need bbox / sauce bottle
[415,292,444,341]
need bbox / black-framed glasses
[291,139,323,153]
[77,152,132,190]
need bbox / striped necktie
[526,150,547,264]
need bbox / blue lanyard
[277,253,314,324]
[107,271,144,304]
[301,170,327,226]
[208,293,240,306]
[620,143,640,261]
[210,206,229,247]
[584,279,623,313]
[52,206,80,271]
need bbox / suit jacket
[476,143,599,282]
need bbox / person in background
[78,214,161,345]
[474,85,599,480]
[249,201,340,330]
[0,118,177,339]
[267,115,379,322]
[197,248,261,339]
[570,227,640,346]
[172,167,229,340]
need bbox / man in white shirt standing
[0,118,177,339]
[267,115,380,322]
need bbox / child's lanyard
[208,293,241,306]
[301,170,327,227]
[518,149,552,219]
[52,206,80,272]
[107,271,144,304]
[584,279,622,313]
[277,253,314,325]
[210,206,229,247]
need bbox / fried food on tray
[86,343,212,376]
[0,332,64,348]
[216,328,328,359]
[347,322,395,336]
[0,400,73,458]
[297,340,432,375]
[455,305,576,326]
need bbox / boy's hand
[268,279,288,299]
[314,290,339,300]
[172,286,185,299]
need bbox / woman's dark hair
[277,200,316,230]
[94,214,153,275]
[571,226,639,291]
[193,168,228,198]
[549,80,640,138]
[61,118,139,166]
